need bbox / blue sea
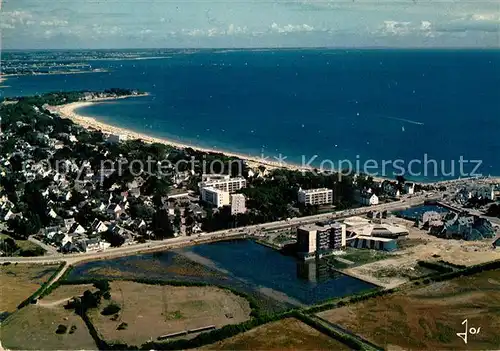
[2,49,499,180]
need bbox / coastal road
[0,194,431,266]
[0,195,432,300]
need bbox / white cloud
[471,14,500,22]
[435,13,500,33]
[1,10,34,28]
[109,26,122,35]
[420,21,432,31]
[378,20,436,37]
[182,24,248,37]
[270,23,315,33]
[380,21,412,35]
[40,20,69,27]
[0,23,15,29]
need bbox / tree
[396,175,406,185]
[173,207,182,229]
[101,231,125,247]
[141,176,171,196]
[101,303,121,316]
[55,325,67,334]
[151,209,174,239]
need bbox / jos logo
[456,319,481,344]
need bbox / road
[0,193,431,266]
[307,314,383,351]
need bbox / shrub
[101,303,121,316]
[69,325,77,334]
[93,280,110,292]
[55,324,67,334]
[117,322,128,330]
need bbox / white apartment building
[297,188,333,205]
[199,177,247,193]
[200,187,230,208]
[230,194,246,215]
[201,174,231,182]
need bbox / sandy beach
[53,96,499,185]
[53,95,305,172]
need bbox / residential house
[90,219,108,234]
[106,203,122,218]
[63,218,76,231]
[381,181,400,197]
[52,232,72,247]
[404,182,415,195]
[68,222,86,235]
[44,226,60,240]
[47,208,58,219]
[76,238,111,253]
[358,189,379,206]
[2,209,14,221]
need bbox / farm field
[318,269,500,350]
[0,304,97,350]
[39,284,96,305]
[88,281,252,346]
[200,317,350,350]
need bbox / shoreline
[53,95,307,172]
[53,96,500,184]
[2,69,109,79]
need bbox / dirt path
[37,297,73,308]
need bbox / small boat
[402,126,405,132]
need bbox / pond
[68,239,377,310]
[394,205,449,220]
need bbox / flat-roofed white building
[200,187,230,208]
[230,193,246,215]
[199,177,247,193]
[298,188,333,205]
[201,174,231,182]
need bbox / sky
[1,0,499,49]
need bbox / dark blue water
[394,205,449,220]
[186,240,376,303]
[67,239,376,305]
[2,49,499,180]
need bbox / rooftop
[298,188,332,194]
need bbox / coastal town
[2,0,500,344]
[2,89,498,259]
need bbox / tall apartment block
[296,220,346,260]
[297,188,333,205]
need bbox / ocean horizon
[2,49,499,181]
